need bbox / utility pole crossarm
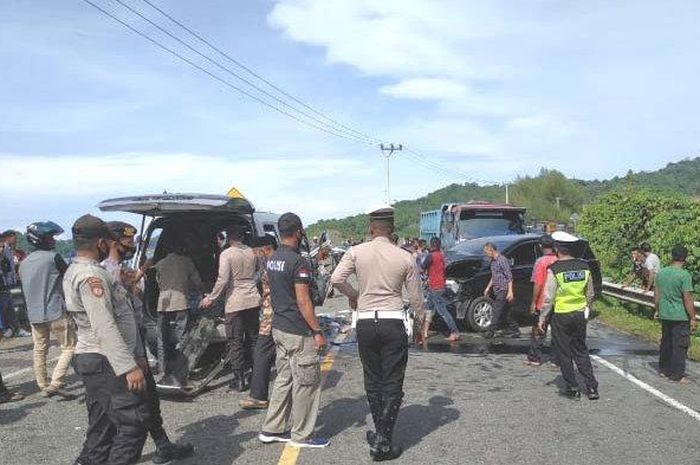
[379,143,403,205]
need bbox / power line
[137,0,383,145]
[79,0,493,186]
[109,0,376,145]
[79,0,375,144]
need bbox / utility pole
[505,184,510,204]
[379,143,403,205]
[556,197,562,210]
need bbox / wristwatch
[311,328,323,336]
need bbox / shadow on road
[398,396,460,451]
[316,396,368,439]
[0,401,46,425]
[322,369,344,391]
[175,410,259,465]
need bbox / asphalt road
[3,297,700,465]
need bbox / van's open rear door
[97,193,255,216]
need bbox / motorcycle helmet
[26,221,64,250]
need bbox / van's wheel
[467,297,494,332]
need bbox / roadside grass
[593,297,700,361]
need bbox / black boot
[153,439,195,464]
[563,387,581,399]
[365,394,384,454]
[371,394,403,462]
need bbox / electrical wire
[79,0,493,185]
[137,0,383,144]
[79,0,376,145]
[109,0,376,145]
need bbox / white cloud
[379,78,467,102]
[268,0,515,79]
[0,152,375,227]
[269,0,700,182]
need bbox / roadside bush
[578,187,700,292]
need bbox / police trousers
[262,329,321,442]
[551,312,598,391]
[73,353,150,465]
[356,319,408,407]
[660,320,690,381]
[224,307,260,373]
[250,334,276,401]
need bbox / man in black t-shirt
[259,213,329,449]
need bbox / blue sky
[2,0,700,235]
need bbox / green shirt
[656,266,693,321]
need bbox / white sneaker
[16,329,31,337]
[3,329,13,338]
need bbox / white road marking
[4,357,59,380]
[592,354,700,422]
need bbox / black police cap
[106,221,137,240]
[72,214,115,241]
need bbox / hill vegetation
[308,157,700,239]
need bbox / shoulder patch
[87,277,105,298]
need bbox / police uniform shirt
[331,236,426,319]
[208,242,261,313]
[63,257,138,376]
[102,258,146,359]
[267,244,313,336]
[540,258,594,320]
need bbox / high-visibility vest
[549,259,590,313]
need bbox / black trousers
[357,319,408,403]
[249,334,276,401]
[660,320,690,381]
[225,307,260,372]
[144,361,169,449]
[158,310,189,384]
[490,289,519,334]
[551,312,598,391]
[74,353,150,465]
[0,291,20,331]
[136,327,169,448]
[357,319,407,444]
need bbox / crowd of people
[0,207,696,464]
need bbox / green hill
[308,157,700,240]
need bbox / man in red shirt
[423,238,460,342]
[526,235,558,366]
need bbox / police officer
[331,206,426,461]
[64,215,150,465]
[258,213,329,449]
[105,221,195,464]
[538,231,599,400]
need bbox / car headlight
[445,279,460,294]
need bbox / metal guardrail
[602,281,700,317]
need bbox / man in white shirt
[641,242,661,291]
